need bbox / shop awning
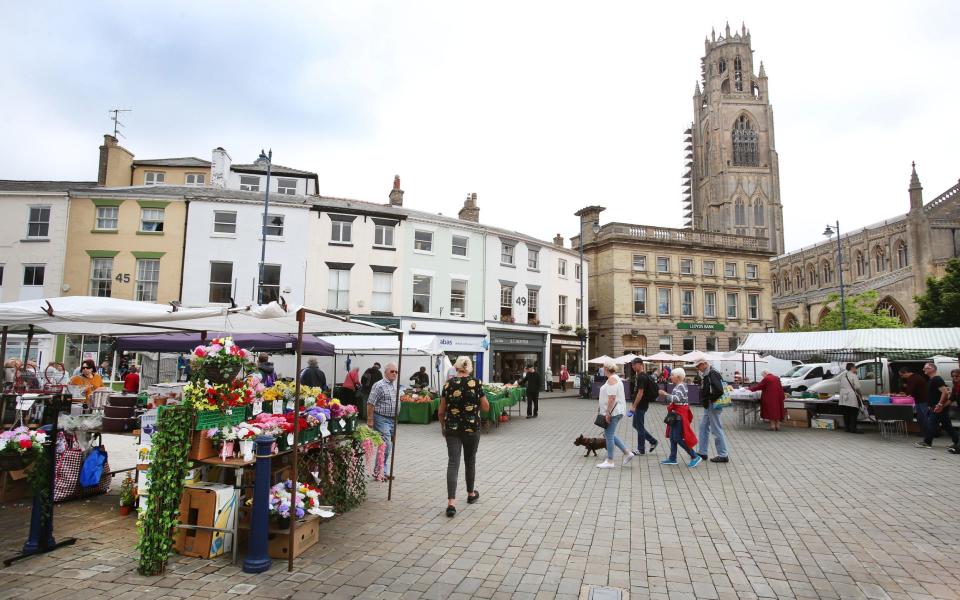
[116,332,334,355]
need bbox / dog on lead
[574,434,606,457]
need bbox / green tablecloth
[482,387,525,421]
[398,397,440,424]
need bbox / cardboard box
[785,408,809,422]
[0,470,31,503]
[173,482,237,559]
[267,517,320,559]
[811,417,838,430]
[783,419,809,428]
[189,430,216,461]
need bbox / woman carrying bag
[595,362,636,469]
[658,368,700,467]
[839,362,865,434]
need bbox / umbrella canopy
[612,353,640,364]
[645,352,683,362]
[116,332,334,355]
[677,350,712,363]
[587,355,613,364]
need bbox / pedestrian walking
[658,368,700,467]
[628,357,659,454]
[520,364,541,418]
[916,363,957,450]
[366,363,399,477]
[839,363,865,434]
[695,359,730,463]
[559,365,570,392]
[749,370,786,431]
[596,361,637,469]
[439,356,489,517]
[544,366,553,392]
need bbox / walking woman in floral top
[657,368,701,468]
[439,356,490,517]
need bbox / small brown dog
[574,434,606,457]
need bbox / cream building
[772,166,960,328]
[577,206,774,358]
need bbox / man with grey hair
[367,362,399,477]
[695,358,730,463]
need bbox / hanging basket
[0,451,34,472]
[203,363,242,384]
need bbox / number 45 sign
[114,273,131,283]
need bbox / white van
[779,363,843,393]
[807,356,958,397]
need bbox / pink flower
[209,344,223,354]
[193,346,207,357]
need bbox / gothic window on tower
[732,115,759,167]
[896,240,909,268]
[718,58,726,74]
[734,56,743,91]
[753,200,764,226]
[735,199,746,226]
[874,246,885,272]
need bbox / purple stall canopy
[116,332,334,355]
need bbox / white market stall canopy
[0,297,394,337]
[644,352,683,362]
[317,334,441,356]
[587,355,612,364]
[737,328,960,361]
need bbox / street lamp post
[257,149,273,305]
[577,215,599,383]
[822,221,847,330]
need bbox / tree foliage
[914,258,960,327]
[813,290,904,331]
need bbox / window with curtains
[135,259,160,302]
[450,280,467,317]
[95,206,119,230]
[260,264,281,304]
[527,289,538,322]
[327,269,350,312]
[704,291,717,318]
[681,290,694,316]
[140,208,165,232]
[558,295,567,324]
[371,272,392,312]
[209,262,233,303]
[657,288,670,316]
[89,258,113,297]
[748,294,760,320]
[633,287,647,315]
[726,293,739,319]
[413,275,432,313]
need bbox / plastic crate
[193,408,248,431]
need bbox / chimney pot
[389,175,405,206]
[553,234,564,247]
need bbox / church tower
[685,23,784,255]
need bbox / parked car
[807,356,959,397]
[779,363,843,393]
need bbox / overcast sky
[2,1,957,252]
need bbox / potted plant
[0,426,47,471]
[119,473,136,516]
[190,337,255,384]
[575,326,588,340]
[558,324,572,332]
[268,479,324,529]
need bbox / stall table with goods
[397,390,440,424]
[480,383,524,427]
[135,337,387,576]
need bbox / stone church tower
[685,23,785,255]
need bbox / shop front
[401,319,489,382]
[488,329,546,386]
[549,333,582,377]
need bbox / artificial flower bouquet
[328,399,358,420]
[0,426,47,469]
[183,379,255,412]
[190,337,255,383]
[268,479,324,522]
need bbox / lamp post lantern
[822,221,847,330]
[257,149,273,305]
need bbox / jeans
[669,440,697,461]
[603,414,629,460]
[916,403,930,433]
[632,408,658,452]
[445,432,480,499]
[697,407,729,458]
[924,409,959,446]
[372,413,395,476]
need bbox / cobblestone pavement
[1,396,959,599]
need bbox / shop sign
[677,322,725,331]
[437,335,485,352]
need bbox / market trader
[367,362,399,478]
[410,366,429,388]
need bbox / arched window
[732,115,759,166]
[772,276,779,295]
[874,245,885,272]
[897,240,908,268]
[783,313,800,330]
[734,56,743,91]
[735,198,746,225]
[855,251,865,277]
[753,199,764,226]
[721,78,730,93]
[783,273,791,292]
[808,265,818,287]
[817,306,831,325]
[718,58,727,74]
[794,268,803,289]
[876,297,909,324]
[822,260,832,284]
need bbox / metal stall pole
[387,331,403,501]
[23,325,35,366]
[287,309,306,573]
[242,435,275,573]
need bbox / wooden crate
[267,517,320,559]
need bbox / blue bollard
[22,424,56,554]
[242,435,275,574]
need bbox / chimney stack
[553,234,564,247]
[389,175,404,206]
[211,147,232,189]
[97,134,134,186]
[458,192,480,222]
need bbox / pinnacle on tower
[909,161,922,190]
[759,61,766,78]
[725,21,731,37]
[694,81,701,96]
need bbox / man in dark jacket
[629,358,660,454]
[299,358,327,390]
[695,359,730,463]
[521,364,542,418]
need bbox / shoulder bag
[594,412,608,428]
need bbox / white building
[179,189,313,306]
[0,180,96,302]
[211,148,318,196]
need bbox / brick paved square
[1,395,959,598]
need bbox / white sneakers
[622,452,637,466]
[596,460,615,469]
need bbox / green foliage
[25,444,51,526]
[137,405,194,577]
[914,258,960,327]
[119,473,136,507]
[314,439,366,513]
[813,290,904,331]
